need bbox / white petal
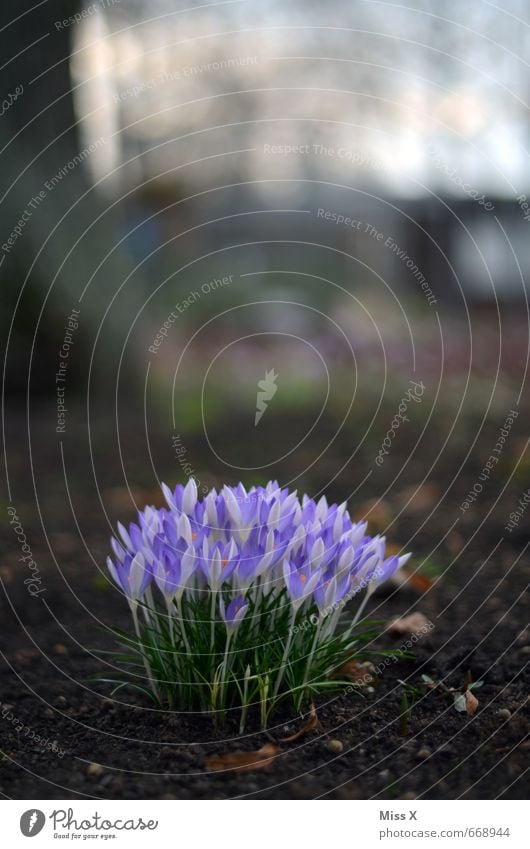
[177,512,193,544]
[182,478,198,514]
[338,546,354,574]
[397,553,412,570]
[310,538,326,569]
[161,482,176,511]
[181,545,196,583]
[205,491,218,526]
[110,537,125,563]
[316,496,328,521]
[129,552,146,599]
[106,557,120,586]
[325,577,338,609]
[350,522,368,548]
[223,486,241,527]
[333,509,345,541]
[268,497,281,528]
[117,521,132,551]
[210,548,222,587]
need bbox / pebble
[327,739,344,754]
[379,769,391,780]
[417,747,432,759]
[86,762,104,777]
[402,791,417,800]
[55,696,67,708]
[497,708,512,721]
[44,708,54,718]
[53,643,68,655]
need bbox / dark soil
[1,403,528,800]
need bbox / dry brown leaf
[465,689,479,716]
[205,742,279,774]
[388,612,432,635]
[280,704,319,742]
[403,571,434,592]
[334,660,374,685]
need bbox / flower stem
[176,596,191,655]
[272,606,296,698]
[350,588,372,631]
[220,632,232,709]
[131,601,160,701]
[300,617,323,703]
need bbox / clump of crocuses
[105,480,410,729]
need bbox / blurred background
[1,0,529,517]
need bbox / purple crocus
[106,479,411,621]
[106,551,151,601]
[220,595,249,634]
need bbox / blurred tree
[0,0,146,398]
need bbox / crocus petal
[182,478,198,515]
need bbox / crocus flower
[220,595,249,635]
[106,551,151,602]
[103,479,414,726]
[106,480,411,620]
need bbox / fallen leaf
[334,660,374,685]
[465,689,479,716]
[280,704,318,742]
[205,742,279,774]
[403,571,435,592]
[388,613,432,635]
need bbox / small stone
[86,762,104,777]
[55,696,67,707]
[417,747,431,759]
[497,708,512,721]
[365,686,376,695]
[44,708,54,718]
[53,643,68,655]
[379,769,391,780]
[327,739,344,754]
[402,791,417,800]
